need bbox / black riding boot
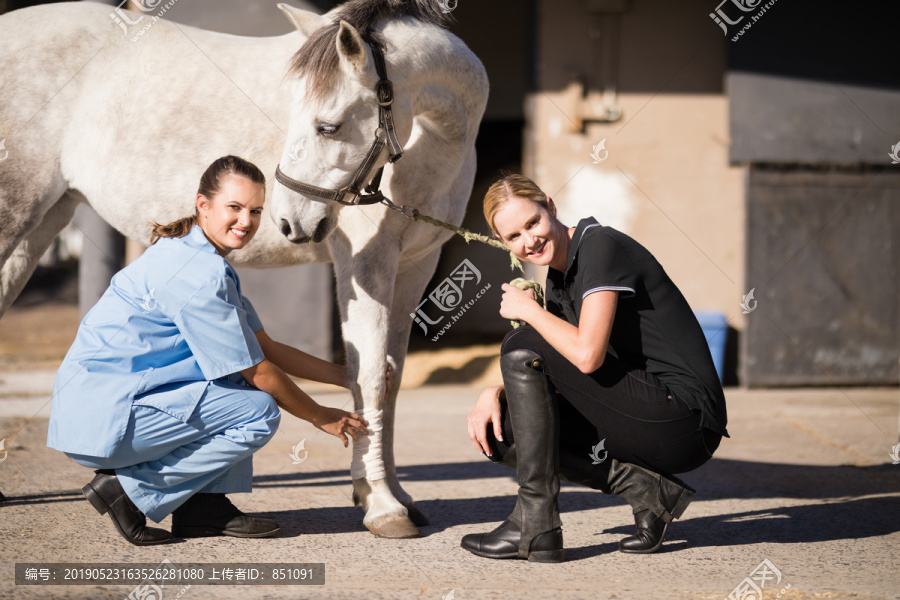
[461,349,564,562]
[485,406,694,554]
[605,459,694,553]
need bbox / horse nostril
[279,219,292,237]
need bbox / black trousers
[495,326,720,479]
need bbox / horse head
[271,4,410,244]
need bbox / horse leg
[378,248,445,527]
[0,184,76,317]
[333,236,420,538]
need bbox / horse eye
[317,123,341,136]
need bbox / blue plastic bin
[694,311,727,383]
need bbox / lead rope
[379,195,545,328]
[380,195,524,272]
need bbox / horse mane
[287,0,453,100]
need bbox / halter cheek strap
[274,43,403,206]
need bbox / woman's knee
[234,391,281,447]
[500,324,545,356]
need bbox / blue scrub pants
[66,380,281,523]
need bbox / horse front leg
[378,248,445,528]
[333,239,421,539]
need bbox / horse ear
[277,3,327,37]
[336,20,368,74]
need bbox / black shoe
[172,493,280,538]
[618,509,668,553]
[82,471,174,546]
[461,519,564,563]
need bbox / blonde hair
[483,174,549,236]
[149,155,266,244]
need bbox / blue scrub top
[47,224,266,457]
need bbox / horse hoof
[365,515,421,539]
[406,504,430,527]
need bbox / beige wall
[528,0,747,328]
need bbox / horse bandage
[351,407,385,481]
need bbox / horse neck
[385,21,487,137]
[379,20,487,212]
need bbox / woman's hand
[499,283,537,322]
[467,385,504,457]
[313,406,369,448]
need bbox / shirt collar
[565,216,601,274]
[185,223,218,255]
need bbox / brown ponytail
[148,155,266,245]
[149,214,198,244]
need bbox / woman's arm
[239,358,367,447]
[254,328,347,388]
[500,283,618,374]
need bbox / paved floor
[1,373,899,599]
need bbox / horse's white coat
[0,1,488,537]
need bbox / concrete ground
[1,371,899,600]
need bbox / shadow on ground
[3,458,898,556]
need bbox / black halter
[274,43,404,206]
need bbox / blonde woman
[463,174,727,562]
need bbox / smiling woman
[47,155,382,547]
[464,174,729,563]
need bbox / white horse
[0,0,488,538]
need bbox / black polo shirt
[545,217,729,437]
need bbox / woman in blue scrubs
[48,155,375,545]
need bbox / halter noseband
[274,43,403,206]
